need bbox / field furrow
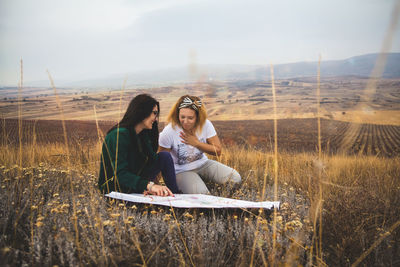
[384,125,400,149]
[373,125,388,156]
[339,123,362,154]
[326,121,349,150]
[380,125,399,156]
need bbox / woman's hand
[180,131,222,156]
[145,184,174,197]
[179,131,200,147]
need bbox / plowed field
[1,118,399,157]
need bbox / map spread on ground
[106,192,280,209]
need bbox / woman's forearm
[194,141,221,156]
[179,131,222,156]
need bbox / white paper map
[106,191,280,209]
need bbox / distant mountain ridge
[23,53,400,88]
[260,53,400,79]
[222,53,400,81]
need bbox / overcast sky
[0,0,399,86]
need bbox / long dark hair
[108,94,160,150]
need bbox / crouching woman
[159,95,241,194]
[98,94,179,196]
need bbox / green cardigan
[98,127,158,194]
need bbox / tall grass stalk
[249,64,278,266]
[348,5,400,265]
[171,206,195,266]
[271,63,279,265]
[47,70,81,265]
[92,105,108,264]
[109,81,128,262]
[2,117,6,147]
[12,58,24,251]
[317,54,323,261]
[18,59,23,170]
[29,120,37,264]
[362,0,400,105]
[113,79,127,194]
[351,220,400,267]
[339,1,400,155]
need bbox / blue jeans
[145,151,180,193]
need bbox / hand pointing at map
[145,183,174,197]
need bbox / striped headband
[178,97,202,111]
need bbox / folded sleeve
[205,120,217,139]
[159,125,173,149]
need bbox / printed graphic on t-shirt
[177,143,203,165]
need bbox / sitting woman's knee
[225,169,241,184]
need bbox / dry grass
[0,125,399,266]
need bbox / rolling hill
[18,53,400,88]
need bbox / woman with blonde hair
[159,95,241,194]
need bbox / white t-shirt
[159,119,217,173]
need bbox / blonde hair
[167,95,207,132]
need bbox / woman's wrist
[192,139,201,148]
[147,181,155,191]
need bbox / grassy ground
[1,134,399,266]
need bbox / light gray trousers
[176,159,241,194]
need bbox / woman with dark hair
[98,94,179,196]
[159,95,241,194]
